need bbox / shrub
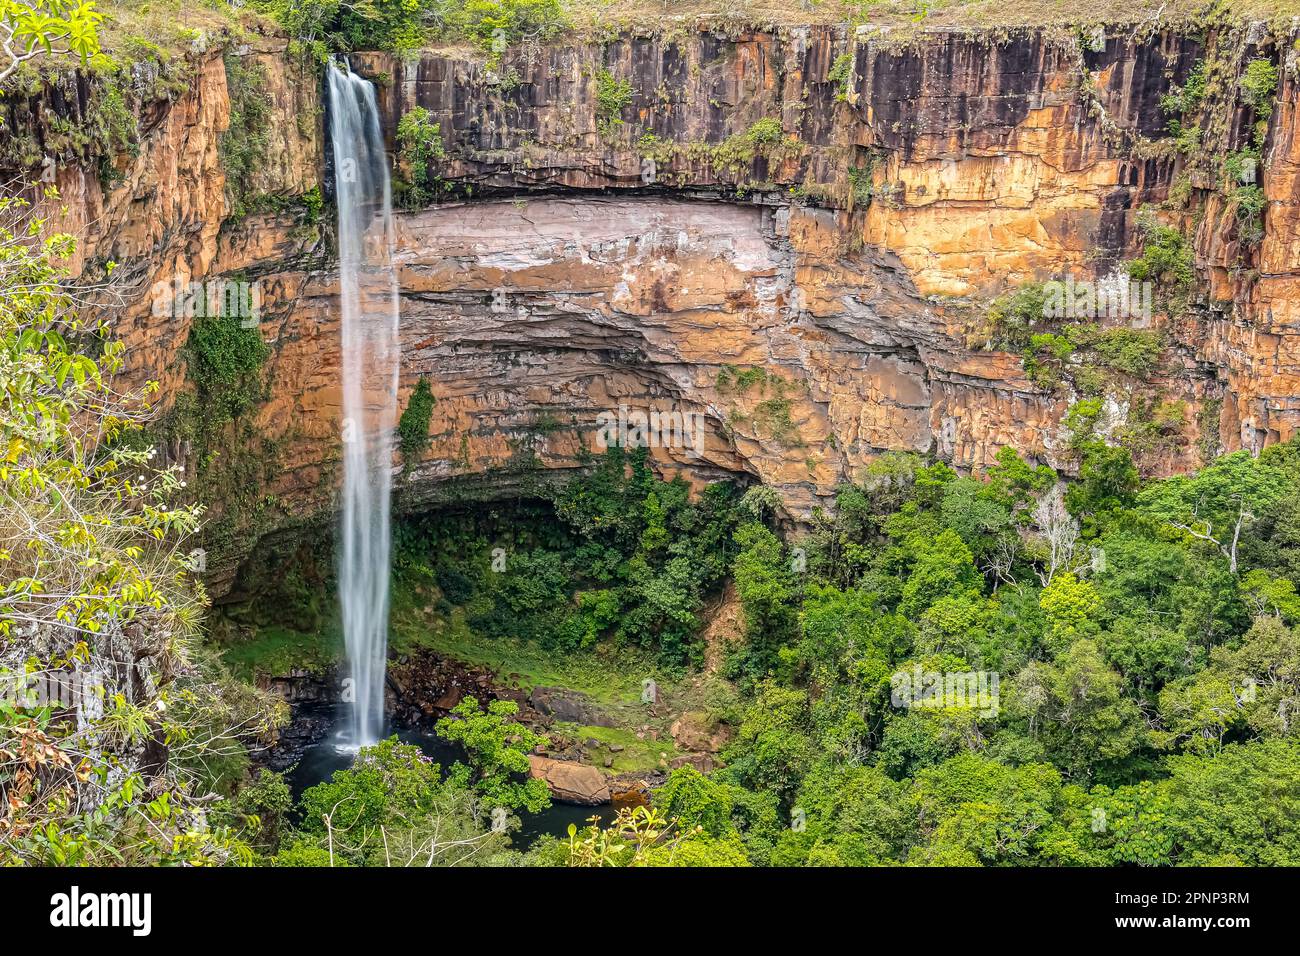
[396,106,447,187]
[657,766,736,838]
[1160,60,1207,156]
[1230,184,1266,245]
[1241,58,1278,115]
[982,283,1049,351]
[1127,213,1194,294]
[1159,60,1205,119]
[398,376,436,459]
[595,69,632,138]
[1089,327,1162,378]
[828,51,854,100]
[848,161,875,207]
[746,117,784,149]
[187,312,271,422]
[1223,148,1260,188]
[712,118,800,176]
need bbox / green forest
[378,438,1300,867]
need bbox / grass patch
[388,576,671,705]
[555,0,1299,36]
[220,623,341,680]
[551,722,680,773]
[94,0,259,60]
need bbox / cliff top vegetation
[70,0,1300,68]
[561,0,1300,34]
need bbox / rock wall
[6,20,1300,590]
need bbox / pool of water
[283,704,615,850]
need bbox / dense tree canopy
[699,443,1300,865]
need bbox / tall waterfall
[328,63,399,748]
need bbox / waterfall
[328,63,399,748]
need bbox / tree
[1155,667,1242,756]
[435,696,550,813]
[1010,640,1144,781]
[1163,739,1300,865]
[564,805,704,867]
[640,833,750,866]
[1076,781,1175,866]
[1140,449,1293,574]
[638,490,669,555]
[799,583,899,677]
[0,187,273,864]
[1029,484,1081,585]
[876,710,964,780]
[225,769,293,855]
[939,476,1013,566]
[984,445,1056,511]
[907,754,1081,866]
[731,521,798,677]
[720,682,815,806]
[1038,572,1103,650]
[772,763,910,866]
[918,591,1000,663]
[898,529,981,618]
[655,765,735,838]
[457,0,568,47]
[293,738,515,866]
[1239,569,1300,624]
[796,585,904,763]
[804,484,876,588]
[1155,615,1300,752]
[1065,441,1138,524]
[0,0,102,83]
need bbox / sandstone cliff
[4,18,1298,591]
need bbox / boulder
[669,753,718,773]
[669,712,731,753]
[528,756,611,805]
[529,686,616,727]
[432,686,463,711]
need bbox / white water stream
[328,63,399,748]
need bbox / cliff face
[7,21,1300,590]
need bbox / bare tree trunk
[1229,507,1247,575]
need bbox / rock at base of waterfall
[528,756,611,805]
[529,686,616,727]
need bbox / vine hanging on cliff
[219,53,272,220]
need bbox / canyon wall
[4,20,1299,591]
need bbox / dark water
[513,799,614,848]
[284,704,615,849]
[283,709,459,802]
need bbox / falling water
[329,63,399,748]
